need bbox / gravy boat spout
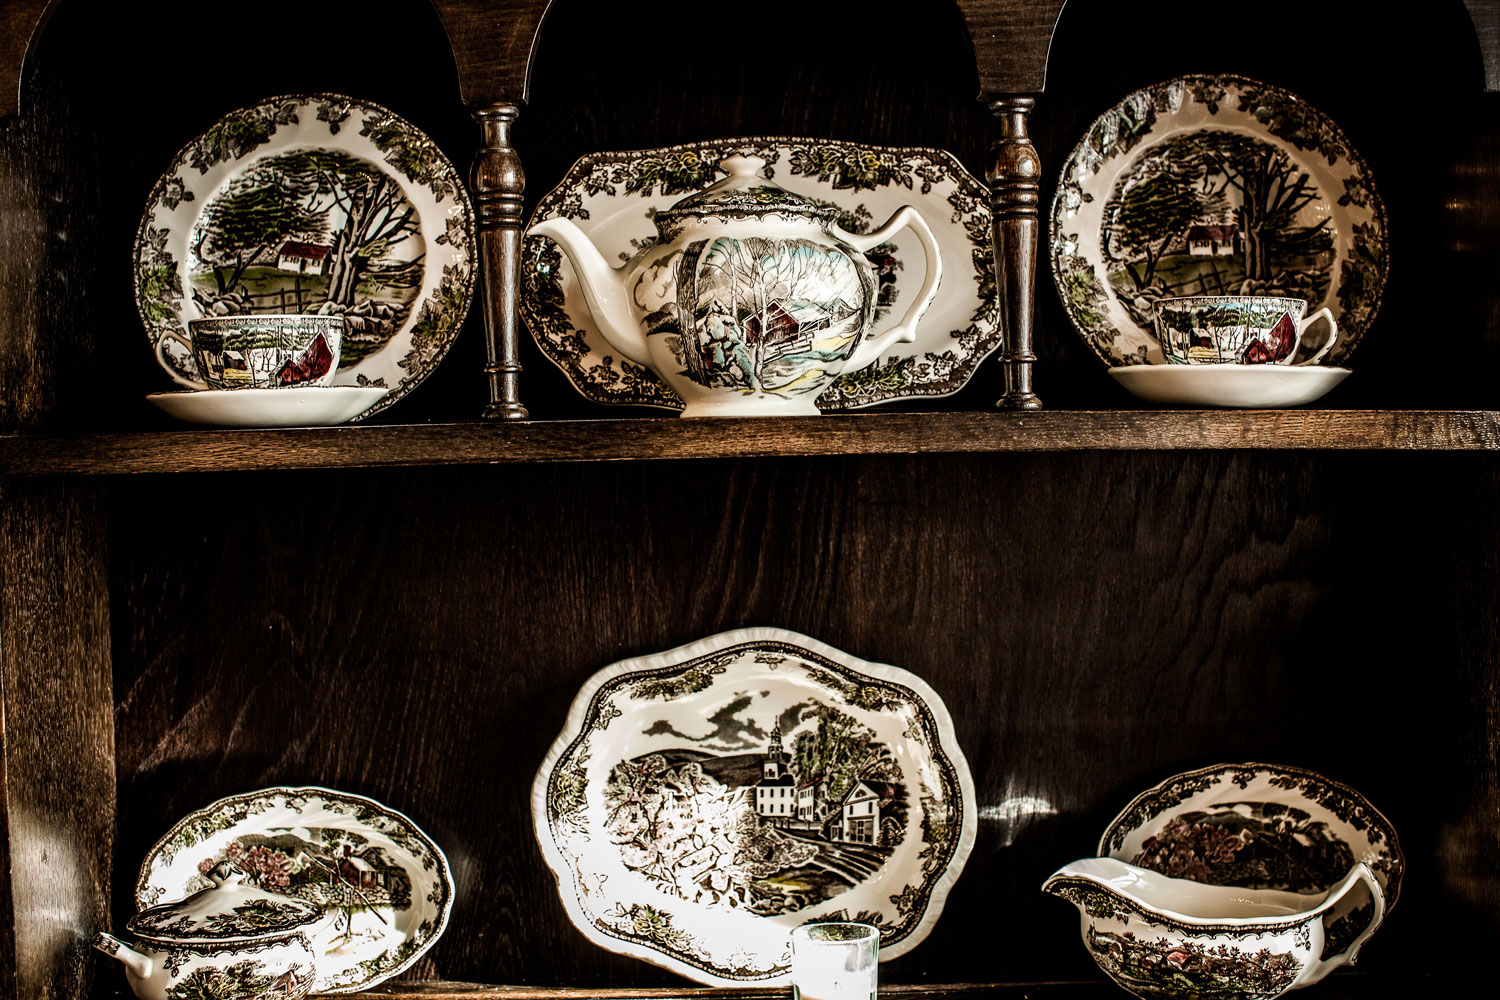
[1043,857,1385,999]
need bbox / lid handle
[205,860,247,888]
[720,154,767,179]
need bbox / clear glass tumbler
[790,922,879,1000]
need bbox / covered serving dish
[95,861,323,1000]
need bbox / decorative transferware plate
[1099,762,1403,910]
[1051,74,1388,367]
[134,93,477,420]
[135,787,454,994]
[533,628,977,985]
[521,137,1000,411]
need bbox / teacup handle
[1301,862,1386,986]
[154,330,208,389]
[1295,307,1338,365]
[832,206,942,373]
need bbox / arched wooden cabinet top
[5,0,1500,116]
[421,0,1068,104]
[7,0,1500,117]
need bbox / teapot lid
[656,154,838,224]
[125,861,322,945]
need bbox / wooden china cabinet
[3,1,1499,998]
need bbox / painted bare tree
[287,149,423,308]
[1181,132,1333,282]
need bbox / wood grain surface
[0,0,49,118]
[3,411,1500,478]
[319,979,1442,1000]
[0,480,115,1000]
[104,451,1500,987]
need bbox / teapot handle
[1301,862,1386,986]
[831,206,942,373]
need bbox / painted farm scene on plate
[188,150,425,366]
[1101,130,1335,330]
[604,698,907,916]
[190,828,412,957]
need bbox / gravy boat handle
[1302,862,1386,985]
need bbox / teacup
[156,314,343,390]
[1154,296,1337,365]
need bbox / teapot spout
[529,218,651,366]
[93,932,153,980]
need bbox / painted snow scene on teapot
[135,788,454,994]
[534,628,977,985]
[646,231,875,400]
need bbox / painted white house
[796,774,832,824]
[1185,224,1238,256]
[754,723,795,826]
[277,240,333,275]
[839,780,903,845]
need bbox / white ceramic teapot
[529,154,941,416]
[1043,857,1385,1000]
[94,861,324,1000]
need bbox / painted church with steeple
[753,722,796,826]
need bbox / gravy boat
[1043,857,1384,999]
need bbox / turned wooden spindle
[987,96,1043,410]
[471,102,528,420]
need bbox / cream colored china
[1043,857,1385,1000]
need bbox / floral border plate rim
[133,92,477,421]
[1051,73,1388,368]
[1098,761,1403,911]
[134,785,454,994]
[522,135,1000,411]
[532,627,978,985]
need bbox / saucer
[146,386,389,426]
[1110,364,1350,407]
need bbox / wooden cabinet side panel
[0,480,114,1000]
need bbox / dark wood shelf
[1,410,1498,477]
[320,977,1425,1000]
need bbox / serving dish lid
[126,861,322,945]
[533,627,977,986]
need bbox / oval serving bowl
[135,787,454,994]
[532,627,977,985]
